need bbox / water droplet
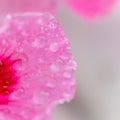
[46,79,56,88]
[12,53,28,70]
[14,53,28,63]
[50,63,59,72]
[63,71,72,78]
[33,91,50,104]
[63,92,71,98]
[50,59,64,72]
[58,99,65,104]
[32,38,40,48]
[46,83,56,88]
[10,87,24,99]
[61,50,72,60]
[49,42,59,52]
[32,36,46,48]
[49,22,56,30]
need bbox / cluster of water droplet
[0,13,76,120]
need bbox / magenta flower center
[0,55,19,104]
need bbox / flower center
[0,55,19,104]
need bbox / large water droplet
[49,42,59,52]
[32,36,46,48]
[63,71,72,78]
[33,91,50,104]
[10,87,24,99]
[48,22,56,30]
[50,59,64,72]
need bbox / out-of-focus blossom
[64,0,117,21]
[0,13,76,120]
[0,0,57,15]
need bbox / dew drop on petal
[63,71,72,78]
[49,42,59,52]
[48,22,56,30]
[10,87,24,99]
[32,36,47,48]
[33,91,50,104]
[50,63,60,72]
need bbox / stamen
[0,55,19,104]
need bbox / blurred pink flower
[0,0,57,15]
[65,0,117,21]
[0,13,76,120]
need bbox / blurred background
[1,0,120,120]
[54,1,120,120]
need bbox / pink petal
[65,0,117,21]
[0,13,76,120]
[0,0,57,15]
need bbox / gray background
[54,2,120,120]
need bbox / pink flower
[0,0,57,15]
[64,0,117,21]
[0,13,76,120]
